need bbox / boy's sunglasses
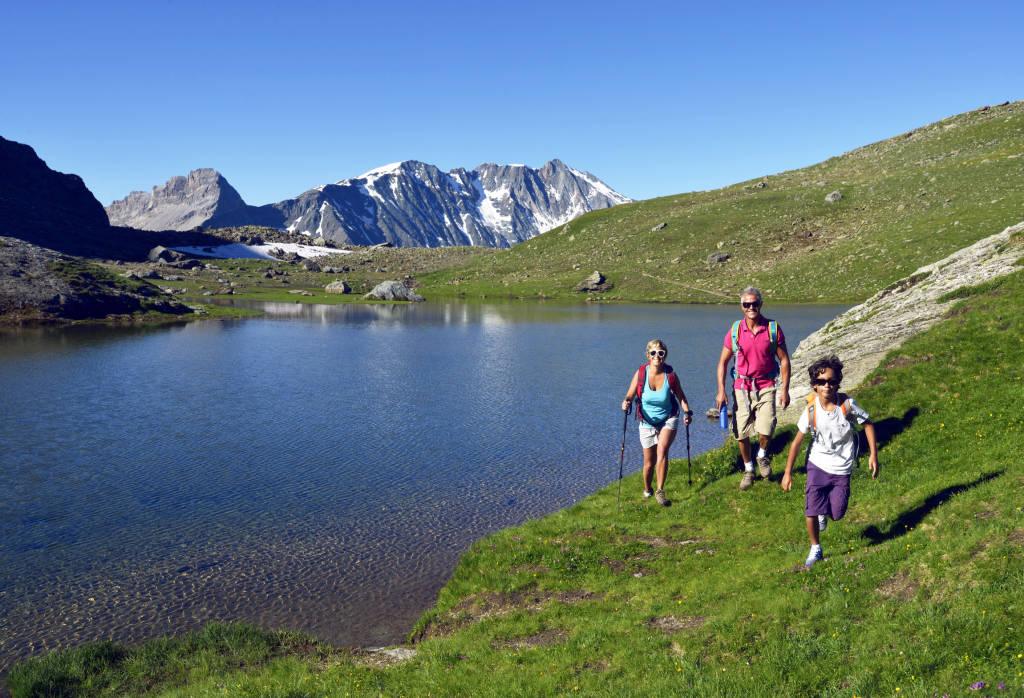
[741,301,761,309]
[812,379,840,388]
[649,350,666,358]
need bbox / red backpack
[634,363,681,427]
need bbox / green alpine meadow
[411,101,1024,304]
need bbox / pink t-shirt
[722,318,787,390]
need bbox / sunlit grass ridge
[418,101,1024,304]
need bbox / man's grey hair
[739,286,763,303]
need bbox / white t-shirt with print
[796,395,870,475]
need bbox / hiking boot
[643,489,653,499]
[804,547,824,569]
[739,471,755,491]
[817,514,828,533]
[757,455,772,479]
[655,489,669,507]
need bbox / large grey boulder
[363,280,424,302]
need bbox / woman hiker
[621,339,694,506]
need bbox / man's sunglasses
[741,301,761,309]
[812,379,840,388]
[649,349,666,358]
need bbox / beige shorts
[733,386,776,440]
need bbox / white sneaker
[804,547,824,569]
[643,489,653,499]
[818,514,828,532]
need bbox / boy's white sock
[744,461,755,472]
[810,544,821,554]
[757,447,767,459]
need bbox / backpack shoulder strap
[666,367,681,394]
[730,320,742,354]
[636,364,647,399]
[768,320,778,354]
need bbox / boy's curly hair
[808,354,844,384]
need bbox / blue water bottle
[719,404,729,430]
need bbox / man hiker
[715,287,791,490]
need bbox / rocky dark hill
[0,236,193,324]
[0,136,113,256]
[0,136,237,260]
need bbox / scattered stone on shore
[651,222,667,232]
[301,258,321,272]
[325,280,351,294]
[825,190,843,203]
[364,280,424,302]
[706,252,730,265]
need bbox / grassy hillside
[10,265,1024,696]
[416,101,1024,303]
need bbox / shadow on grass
[774,407,921,480]
[861,470,1004,545]
[870,407,920,449]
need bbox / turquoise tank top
[640,371,674,425]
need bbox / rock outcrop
[780,221,1024,422]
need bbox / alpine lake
[0,300,846,672]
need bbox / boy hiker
[715,286,791,490]
[781,354,878,568]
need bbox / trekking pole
[685,419,693,487]
[617,403,630,512]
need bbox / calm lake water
[0,301,845,671]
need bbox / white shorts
[639,416,679,448]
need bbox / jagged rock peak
[106,168,249,231]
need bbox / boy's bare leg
[805,516,820,546]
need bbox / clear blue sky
[2,1,1022,206]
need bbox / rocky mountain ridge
[106,159,630,248]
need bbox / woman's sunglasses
[812,379,840,388]
[649,349,667,358]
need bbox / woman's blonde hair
[645,339,667,357]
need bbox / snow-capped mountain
[106,159,630,247]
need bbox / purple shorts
[805,462,850,520]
